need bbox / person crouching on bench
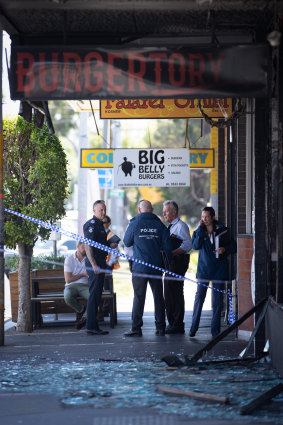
[64,241,89,330]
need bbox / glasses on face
[103,220,110,224]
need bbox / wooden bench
[30,270,117,329]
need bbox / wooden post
[157,386,229,404]
[190,297,268,363]
[240,298,269,358]
[240,383,283,415]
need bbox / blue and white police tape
[3,207,236,321]
[227,291,236,325]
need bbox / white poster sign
[113,149,190,188]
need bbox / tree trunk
[16,243,33,332]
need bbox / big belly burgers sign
[114,149,190,188]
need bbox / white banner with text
[113,149,190,188]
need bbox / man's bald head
[138,200,153,213]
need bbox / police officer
[123,200,172,337]
[83,200,109,335]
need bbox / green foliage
[189,250,199,276]
[48,101,78,138]
[5,254,65,272]
[48,101,80,206]
[124,187,140,217]
[150,118,210,149]
[3,116,69,249]
[153,169,210,221]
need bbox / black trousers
[102,271,113,314]
[131,272,165,331]
[86,268,105,331]
[164,254,190,329]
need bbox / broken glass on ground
[0,357,282,423]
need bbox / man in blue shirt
[123,200,172,337]
[163,200,192,334]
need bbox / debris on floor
[0,356,283,423]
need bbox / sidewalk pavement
[2,311,245,362]
[1,311,282,425]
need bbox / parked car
[57,239,77,257]
[4,246,18,259]
[33,239,55,257]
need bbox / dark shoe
[165,326,185,335]
[87,328,109,335]
[189,331,196,337]
[155,330,165,336]
[124,329,142,337]
[76,306,86,322]
[165,325,174,332]
[76,316,86,330]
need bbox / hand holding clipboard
[214,227,230,258]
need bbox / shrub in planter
[5,254,65,274]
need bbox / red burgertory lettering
[63,52,82,92]
[16,53,35,92]
[188,53,205,87]
[127,53,147,92]
[206,52,224,82]
[39,52,59,92]
[84,52,104,91]
[107,53,124,92]
[168,53,186,87]
[148,53,167,87]
[15,49,227,97]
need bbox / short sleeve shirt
[64,253,88,286]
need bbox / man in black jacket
[123,200,172,337]
[83,200,109,335]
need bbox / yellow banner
[81,149,113,168]
[210,128,218,194]
[100,98,232,119]
[81,148,214,169]
[190,149,214,169]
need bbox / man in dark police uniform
[83,200,109,335]
[123,199,172,337]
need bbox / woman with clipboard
[189,206,237,338]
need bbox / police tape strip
[4,208,237,314]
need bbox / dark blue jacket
[123,212,172,275]
[192,221,237,281]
